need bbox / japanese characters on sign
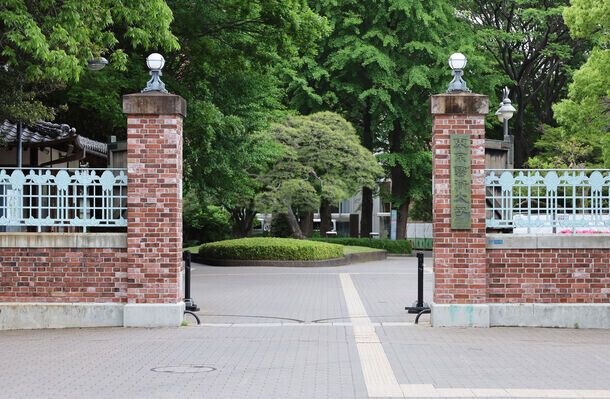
[450,134,471,229]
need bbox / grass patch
[183,245,200,254]
[199,237,343,261]
[343,245,383,254]
[310,237,412,254]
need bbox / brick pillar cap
[123,91,186,117]
[430,93,489,116]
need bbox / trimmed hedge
[199,237,344,261]
[309,237,412,254]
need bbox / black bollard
[183,250,200,312]
[417,252,424,308]
[405,251,430,319]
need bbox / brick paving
[0,256,608,398]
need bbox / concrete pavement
[0,257,608,398]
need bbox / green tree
[455,0,589,167]
[529,0,610,168]
[0,0,178,124]
[256,112,383,239]
[166,0,327,233]
[563,0,609,43]
[183,190,232,244]
[51,0,327,234]
[287,0,499,239]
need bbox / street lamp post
[495,86,516,140]
[495,86,517,168]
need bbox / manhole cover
[151,365,216,374]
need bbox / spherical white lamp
[141,53,168,93]
[448,53,467,70]
[445,52,471,93]
[146,53,165,71]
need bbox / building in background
[0,120,108,168]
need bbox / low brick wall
[486,235,609,304]
[0,233,128,303]
[487,249,609,303]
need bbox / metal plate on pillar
[450,134,471,229]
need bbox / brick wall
[126,112,183,304]
[432,110,488,304]
[487,248,610,303]
[0,247,128,302]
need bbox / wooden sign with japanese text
[450,134,471,229]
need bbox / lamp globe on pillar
[448,52,467,70]
[446,52,471,93]
[142,52,168,93]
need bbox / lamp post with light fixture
[142,53,168,93]
[495,86,516,140]
[495,86,517,167]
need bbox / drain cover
[151,365,216,374]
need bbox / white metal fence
[485,169,610,233]
[0,168,127,232]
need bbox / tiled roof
[0,120,107,156]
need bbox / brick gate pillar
[429,93,490,327]
[122,91,186,327]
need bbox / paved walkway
[1,257,609,398]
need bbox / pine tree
[256,112,382,239]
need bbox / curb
[388,250,432,258]
[192,250,387,267]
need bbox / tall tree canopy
[0,0,178,124]
[8,0,327,238]
[456,0,589,167]
[165,0,327,208]
[46,0,327,220]
[528,0,610,168]
[256,112,382,238]
[287,0,500,239]
[31,0,327,239]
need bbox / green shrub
[199,237,344,261]
[184,204,232,244]
[309,237,412,254]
